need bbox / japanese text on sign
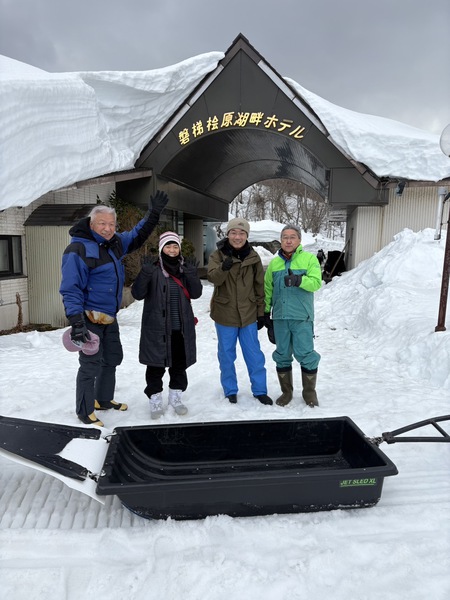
[178,111,306,146]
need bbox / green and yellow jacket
[264,245,322,321]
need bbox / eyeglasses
[95,221,116,229]
[281,236,299,241]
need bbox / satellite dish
[440,124,450,157]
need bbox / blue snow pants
[215,322,268,397]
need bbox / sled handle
[373,415,450,445]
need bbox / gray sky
[1,0,449,134]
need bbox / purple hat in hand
[62,328,100,355]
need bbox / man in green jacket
[264,224,322,407]
[207,217,273,405]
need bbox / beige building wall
[346,185,446,270]
[0,183,114,330]
[346,206,383,270]
[380,186,444,247]
[26,226,75,327]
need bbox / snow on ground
[0,229,449,600]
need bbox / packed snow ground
[0,228,449,600]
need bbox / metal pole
[435,199,450,332]
[434,187,448,240]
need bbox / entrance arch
[132,34,385,221]
[162,127,328,201]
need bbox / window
[0,236,23,277]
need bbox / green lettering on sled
[339,478,377,488]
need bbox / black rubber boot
[301,370,319,407]
[254,394,273,405]
[276,369,294,406]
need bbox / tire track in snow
[1,457,449,530]
[0,458,147,530]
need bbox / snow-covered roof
[1,50,449,211]
[0,52,223,210]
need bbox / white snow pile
[1,50,450,211]
[317,227,450,389]
[288,79,450,182]
[0,52,223,209]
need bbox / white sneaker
[168,389,188,416]
[149,392,164,419]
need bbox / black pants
[144,331,188,397]
[76,320,123,416]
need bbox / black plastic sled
[1,414,449,520]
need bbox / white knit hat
[159,231,181,254]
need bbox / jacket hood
[69,216,118,246]
[69,217,95,240]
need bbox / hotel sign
[178,111,306,146]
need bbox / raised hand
[150,190,169,213]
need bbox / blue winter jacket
[264,245,322,321]
[60,211,160,319]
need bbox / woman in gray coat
[131,232,202,418]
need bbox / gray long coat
[131,260,202,367]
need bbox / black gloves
[184,257,199,274]
[284,268,303,287]
[68,314,91,344]
[257,316,265,330]
[141,261,156,276]
[264,312,276,344]
[222,256,234,271]
[150,190,169,213]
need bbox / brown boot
[301,370,319,407]
[275,369,293,406]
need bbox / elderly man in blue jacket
[60,190,168,426]
[264,224,322,407]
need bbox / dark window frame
[0,235,23,278]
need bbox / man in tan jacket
[207,217,273,405]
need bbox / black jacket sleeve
[126,209,162,255]
[183,271,203,300]
[131,262,157,300]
